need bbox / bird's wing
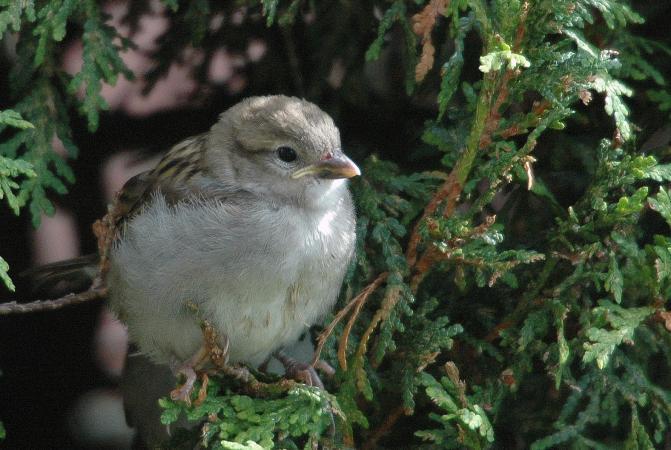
[23,134,217,296]
[115,133,211,227]
[20,254,100,296]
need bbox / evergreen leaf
[649,188,671,227]
[0,256,15,292]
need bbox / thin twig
[410,246,444,290]
[216,364,300,398]
[311,272,388,368]
[406,171,463,267]
[0,287,108,315]
[187,304,301,397]
[513,1,529,51]
[2,194,122,316]
[354,286,402,365]
[361,405,409,450]
[311,295,361,366]
[337,273,387,370]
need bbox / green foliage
[0,257,14,292]
[582,301,654,369]
[0,110,35,219]
[0,1,35,35]
[1,82,76,227]
[0,144,36,215]
[3,0,671,448]
[0,109,35,291]
[415,365,494,449]
[0,0,132,289]
[68,1,134,132]
[0,110,33,130]
[650,188,671,227]
[159,377,339,449]
[478,44,530,74]
[437,14,471,119]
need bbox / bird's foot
[275,350,324,389]
[275,351,336,437]
[169,368,210,406]
[169,345,210,405]
[194,373,210,406]
[170,365,198,405]
[314,359,336,378]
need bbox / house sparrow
[28,96,358,444]
[105,95,358,375]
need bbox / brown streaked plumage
[115,134,209,223]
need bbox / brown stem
[336,273,387,370]
[361,405,409,450]
[513,1,529,51]
[354,285,402,365]
[311,272,388,368]
[406,171,463,267]
[410,246,445,291]
[0,287,108,315]
[214,364,299,398]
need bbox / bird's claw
[275,350,325,389]
[168,319,227,406]
[275,351,336,438]
[170,365,198,405]
[292,366,324,388]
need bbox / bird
[27,95,359,443]
[109,94,359,376]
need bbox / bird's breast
[108,192,355,365]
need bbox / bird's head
[206,96,360,206]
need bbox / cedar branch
[323,44,510,371]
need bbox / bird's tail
[21,254,100,297]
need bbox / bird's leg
[169,345,209,405]
[314,359,336,379]
[172,303,268,399]
[200,317,256,385]
[201,317,229,370]
[274,350,325,389]
[274,351,336,437]
[257,356,272,373]
[169,311,231,405]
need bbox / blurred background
[0,0,670,448]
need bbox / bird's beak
[291,154,361,180]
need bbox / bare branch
[0,287,108,315]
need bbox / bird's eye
[277,146,298,163]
